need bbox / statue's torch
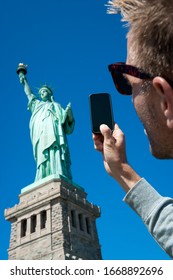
[16,63,27,83]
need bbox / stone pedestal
[4,176,102,260]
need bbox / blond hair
[106,0,173,79]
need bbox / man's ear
[153,77,173,128]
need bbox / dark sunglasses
[108,62,173,95]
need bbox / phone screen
[89,93,114,133]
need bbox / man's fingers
[112,123,125,144]
[100,124,112,139]
[92,133,103,152]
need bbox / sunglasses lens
[112,72,132,95]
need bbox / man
[93,0,173,258]
[19,71,75,181]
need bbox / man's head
[107,0,173,77]
[107,0,173,158]
[39,85,53,101]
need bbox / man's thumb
[100,124,112,139]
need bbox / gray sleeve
[123,178,173,258]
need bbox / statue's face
[39,88,51,101]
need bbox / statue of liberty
[17,63,75,182]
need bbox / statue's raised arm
[16,63,33,100]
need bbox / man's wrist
[114,163,141,193]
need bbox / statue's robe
[28,95,75,181]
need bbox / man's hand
[93,123,141,192]
[93,123,127,177]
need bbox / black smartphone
[89,93,114,134]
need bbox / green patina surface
[17,64,75,183]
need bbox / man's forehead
[127,33,131,46]
[126,32,136,65]
[126,34,131,63]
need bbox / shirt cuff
[123,178,163,222]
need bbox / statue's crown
[38,85,53,95]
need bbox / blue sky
[0,0,171,260]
